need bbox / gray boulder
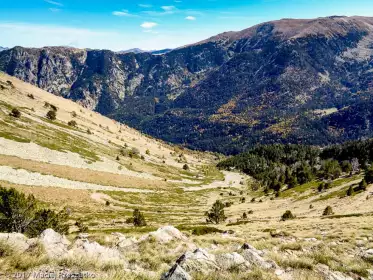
[241,246,277,269]
[161,264,192,280]
[216,252,251,270]
[140,226,188,243]
[39,229,71,259]
[70,238,125,265]
[316,264,354,280]
[0,232,35,253]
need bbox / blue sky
[1,0,373,51]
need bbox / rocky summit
[1,16,373,153]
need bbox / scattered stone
[316,264,354,280]
[304,237,317,242]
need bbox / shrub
[46,110,56,120]
[281,210,295,221]
[317,183,325,192]
[205,200,226,224]
[71,111,77,118]
[183,164,190,171]
[341,161,352,173]
[248,210,254,214]
[358,179,367,191]
[0,187,69,236]
[9,108,21,118]
[364,168,373,184]
[242,212,247,219]
[105,201,110,206]
[347,186,354,196]
[125,217,134,224]
[87,129,92,135]
[145,149,150,155]
[323,206,334,216]
[26,209,69,237]
[133,209,146,227]
[6,80,14,88]
[75,219,89,233]
[190,226,223,236]
[67,120,77,127]
[27,94,35,99]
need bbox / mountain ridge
[1,16,373,154]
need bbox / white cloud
[112,10,137,17]
[143,6,178,16]
[44,0,63,7]
[138,4,152,8]
[49,8,61,12]
[140,22,158,29]
[0,21,216,51]
[161,6,176,11]
[185,16,196,21]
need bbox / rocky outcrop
[162,244,277,279]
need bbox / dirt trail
[182,171,246,191]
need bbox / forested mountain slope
[1,16,373,153]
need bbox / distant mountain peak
[117,48,172,55]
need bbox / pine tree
[205,200,226,224]
[359,179,367,191]
[133,209,147,227]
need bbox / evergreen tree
[133,209,147,227]
[364,167,373,184]
[205,200,226,224]
[359,179,368,191]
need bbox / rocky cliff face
[2,16,373,153]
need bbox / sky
[0,0,373,51]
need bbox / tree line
[217,141,373,194]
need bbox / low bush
[323,206,334,216]
[9,108,21,118]
[281,210,295,221]
[46,110,57,120]
[189,226,223,236]
[68,120,77,127]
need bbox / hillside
[2,16,373,153]
[0,73,373,279]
